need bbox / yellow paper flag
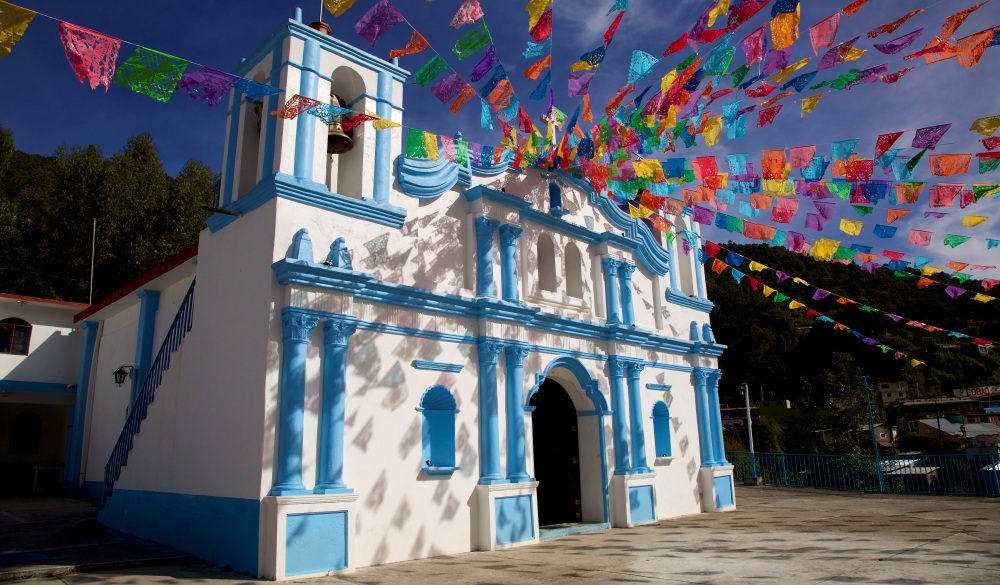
[970,114,1000,136]
[921,265,943,276]
[811,238,841,261]
[770,4,800,51]
[963,215,989,227]
[793,277,810,286]
[634,158,663,179]
[974,293,995,303]
[703,116,723,147]
[526,0,553,29]
[424,132,440,161]
[0,0,36,57]
[708,0,732,27]
[801,94,823,117]
[323,0,357,17]
[748,261,767,272]
[570,60,596,72]
[771,57,811,83]
[788,301,806,310]
[911,359,924,367]
[762,285,776,297]
[840,219,863,235]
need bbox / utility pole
[741,382,762,485]
[864,376,885,493]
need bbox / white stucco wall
[0,299,84,386]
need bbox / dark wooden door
[529,379,582,526]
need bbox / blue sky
[2,0,999,281]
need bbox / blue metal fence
[727,451,1000,497]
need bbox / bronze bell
[328,94,354,155]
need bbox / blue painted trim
[207,173,406,233]
[221,97,241,207]
[286,21,409,83]
[360,321,476,344]
[475,217,500,298]
[0,380,74,393]
[463,185,534,210]
[540,522,608,540]
[505,345,530,483]
[132,290,160,405]
[602,258,621,325]
[665,288,716,313]
[646,383,673,392]
[286,511,347,576]
[272,308,319,495]
[423,466,461,476]
[293,38,320,181]
[315,317,357,494]
[270,259,722,358]
[396,156,460,199]
[411,360,464,373]
[714,475,735,509]
[692,368,716,469]
[524,355,610,413]
[706,370,729,467]
[260,48,284,179]
[477,340,506,485]
[66,322,99,492]
[100,489,259,576]
[495,495,534,545]
[345,92,405,112]
[619,263,636,327]
[628,485,656,524]
[373,71,393,204]
[607,357,631,475]
[598,412,611,523]
[470,151,514,176]
[626,363,650,473]
[499,225,523,303]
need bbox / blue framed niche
[416,385,461,476]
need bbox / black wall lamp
[113,365,134,387]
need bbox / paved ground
[6,486,1000,584]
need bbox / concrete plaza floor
[12,486,1000,584]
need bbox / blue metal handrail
[727,451,1000,497]
[102,279,196,506]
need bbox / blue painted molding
[471,151,514,176]
[345,92,405,112]
[66,322,99,493]
[665,288,715,313]
[293,36,320,182]
[286,21,409,82]
[207,173,406,233]
[271,258,723,358]
[0,380,74,393]
[286,511,347,576]
[524,355,610,413]
[495,495,534,545]
[411,360,464,373]
[283,60,335,83]
[396,156,461,199]
[373,70,393,205]
[646,383,673,392]
[132,289,160,404]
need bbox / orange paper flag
[524,54,551,80]
[389,31,430,59]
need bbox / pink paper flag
[57,21,122,93]
[809,13,841,55]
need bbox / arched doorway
[529,379,582,526]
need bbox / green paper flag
[859,305,879,313]
[893,270,915,279]
[455,138,469,166]
[676,52,697,71]
[730,63,750,87]
[773,292,789,303]
[827,181,853,200]
[952,272,972,283]
[943,234,971,248]
[905,148,927,175]
[980,156,1000,174]
[851,205,874,216]
[833,245,856,261]
[414,55,449,86]
[453,19,491,60]
[113,46,188,102]
[973,184,1000,200]
[405,127,429,158]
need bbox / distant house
[887,398,980,433]
[876,381,909,406]
[966,434,1000,456]
[0,293,88,495]
[917,418,1000,446]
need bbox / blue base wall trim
[714,476,735,509]
[495,495,534,545]
[99,489,259,575]
[628,485,655,525]
[286,511,347,576]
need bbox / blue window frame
[652,401,672,458]
[417,386,460,476]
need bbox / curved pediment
[396,151,513,200]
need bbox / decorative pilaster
[618,262,636,327]
[272,309,320,495]
[315,317,358,494]
[499,225,523,303]
[607,357,631,475]
[373,70,392,203]
[692,367,716,468]
[691,222,708,300]
[66,321,99,494]
[132,289,160,404]
[602,257,622,325]
[477,339,506,484]
[706,370,729,466]
[293,37,320,181]
[504,345,531,482]
[668,230,680,291]
[475,217,501,298]
[626,362,650,473]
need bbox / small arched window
[417,386,460,476]
[537,234,557,292]
[651,401,672,458]
[548,182,565,216]
[565,243,584,299]
[8,411,42,455]
[0,318,31,355]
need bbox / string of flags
[705,242,997,346]
[0,0,282,104]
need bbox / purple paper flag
[805,213,827,231]
[568,71,596,97]
[813,289,831,301]
[177,66,239,107]
[761,48,790,75]
[775,270,791,283]
[354,0,405,46]
[469,44,496,82]
[886,314,902,322]
[430,73,465,104]
[814,201,836,219]
[912,124,951,149]
[818,36,860,70]
[786,232,807,253]
[945,286,966,299]
[692,205,716,225]
[873,29,923,55]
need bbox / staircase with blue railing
[102,279,196,507]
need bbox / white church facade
[58,10,734,581]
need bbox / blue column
[373,70,393,204]
[504,345,530,482]
[618,263,636,326]
[475,217,500,298]
[602,258,621,325]
[499,224,523,303]
[293,37,320,181]
[692,223,708,300]
[668,233,679,291]
[132,289,160,403]
[272,309,319,495]
[65,321,99,494]
[692,368,716,468]
[477,339,506,484]
[626,362,650,473]
[608,357,631,475]
[707,370,729,466]
[315,317,357,494]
